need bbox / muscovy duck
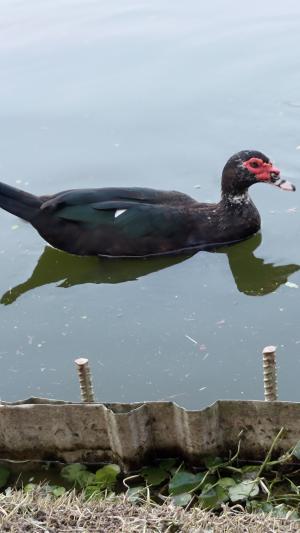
[0,150,295,257]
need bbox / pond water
[0,0,300,408]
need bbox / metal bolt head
[263,346,277,354]
[75,357,89,366]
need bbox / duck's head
[221,150,295,197]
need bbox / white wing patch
[114,209,127,218]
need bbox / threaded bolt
[262,346,278,401]
[74,357,95,403]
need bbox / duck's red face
[243,157,295,191]
[243,157,279,181]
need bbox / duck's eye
[251,161,260,168]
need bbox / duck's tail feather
[0,182,42,222]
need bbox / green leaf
[240,466,260,480]
[199,474,217,489]
[79,471,97,488]
[229,480,259,502]
[247,500,274,514]
[171,493,192,506]
[95,464,120,490]
[24,483,36,493]
[169,471,205,495]
[50,485,66,497]
[198,485,228,510]
[60,464,95,488]
[0,466,10,489]
[272,504,299,520]
[141,466,169,486]
[251,500,300,520]
[240,465,260,473]
[61,464,87,482]
[292,441,300,460]
[203,456,223,469]
[126,486,147,502]
[84,484,103,499]
[217,477,236,489]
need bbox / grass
[0,486,299,532]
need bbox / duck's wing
[40,187,196,210]
[53,202,173,239]
[39,187,194,238]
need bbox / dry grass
[0,488,299,532]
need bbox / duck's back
[39,187,199,211]
[33,187,201,257]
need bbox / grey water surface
[0,0,300,408]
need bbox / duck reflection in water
[1,233,299,305]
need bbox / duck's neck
[221,191,251,207]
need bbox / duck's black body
[0,150,295,257]
[0,182,261,256]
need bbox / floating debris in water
[285,281,299,289]
[184,334,198,344]
[198,344,207,351]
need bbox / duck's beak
[269,172,296,191]
[263,163,296,191]
[253,161,296,191]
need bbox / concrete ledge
[0,398,299,470]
